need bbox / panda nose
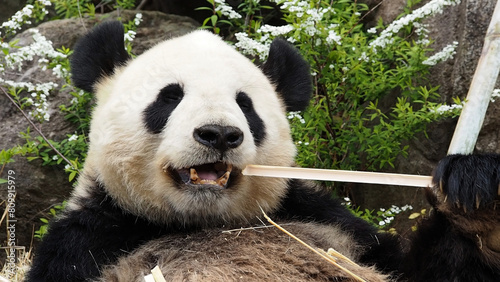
[193,125,244,152]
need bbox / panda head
[70,21,312,226]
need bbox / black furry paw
[432,154,500,211]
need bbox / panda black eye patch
[143,83,184,134]
[236,92,266,146]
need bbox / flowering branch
[0,85,75,170]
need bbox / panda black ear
[71,21,131,93]
[261,38,312,112]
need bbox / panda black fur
[27,21,499,281]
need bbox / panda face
[70,23,312,226]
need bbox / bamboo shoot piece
[242,165,432,187]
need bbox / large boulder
[352,0,499,233]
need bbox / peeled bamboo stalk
[242,165,432,187]
[448,2,500,154]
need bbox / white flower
[491,89,500,102]
[1,5,34,32]
[287,111,305,124]
[414,22,430,45]
[326,30,342,45]
[64,164,71,170]
[422,41,458,65]
[234,32,270,60]
[124,30,136,42]
[1,1,50,35]
[52,64,68,78]
[431,102,463,115]
[52,155,58,160]
[370,0,461,51]
[401,205,413,211]
[0,78,55,122]
[134,13,143,26]
[359,52,369,62]
[258,24,293,36]
[4,29,66,71]
[68,134,78,142]
[214,0,242,19]
[39,0,52,6]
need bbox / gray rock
[0,0,28,24]
[352,0,498,233]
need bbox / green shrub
[227,0,463,171]
[1,0,466,234]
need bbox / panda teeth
[189,164,232,188]
[189,168,215,185]
[217,171,230,187]
[190,168,202,184]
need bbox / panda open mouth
[168,163,234,188]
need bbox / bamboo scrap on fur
[143,266,166,282]
[243,165,432,187]
[259,207,366,282]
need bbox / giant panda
[26,21,499,281]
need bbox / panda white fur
[27,21,500,281]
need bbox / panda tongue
[197,171,218,181]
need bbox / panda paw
[432,154,500,212]
[430,154,500,259]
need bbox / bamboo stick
[150,266,166,282]
[242,165,432,187]
[448,1,500,154]
[260,207,366,282]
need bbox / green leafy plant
[34,201,67,239]
[343,197,413,230]
[0,2,134,244]
[0,1,144,182]
[51,0,95,19]
[122,12,143,55]
[197,0,271,35]
[231,0,463,172]
[114,0,136,10]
